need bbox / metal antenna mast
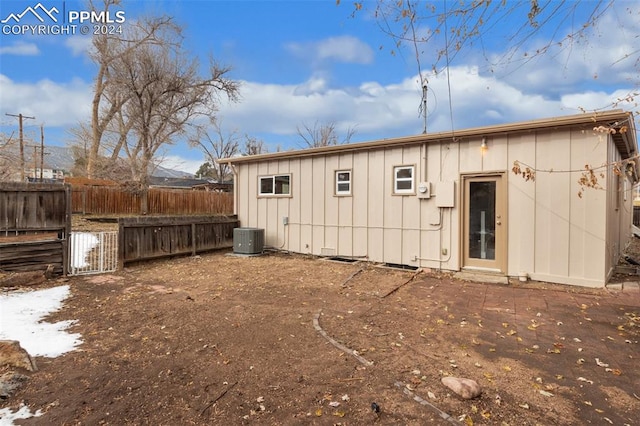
[422,80,428,134]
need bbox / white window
[335,170,351,195]
[394,165,414,194]
[259,174,290,196]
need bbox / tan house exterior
[219,110,638,287]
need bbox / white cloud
[0,74,92,126]
[286,35,374,65]
[0,41,39,55]
[316,35,374,64]
[1,61,633,159]
[216,64,634,144]
[2,3,636,161]
[292,75,329,96]
[159,155,205,175]
[560,88,639,112]
[64,35,92,57]
[485,6,640,96]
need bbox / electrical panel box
[435,181,455,208]
[416,182,431,199]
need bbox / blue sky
[1,0,639,174]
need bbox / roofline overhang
[218,109,637,165]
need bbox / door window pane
[468,181,496,260]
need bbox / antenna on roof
[421,79,428,134]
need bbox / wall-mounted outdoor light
[481,136,488,153]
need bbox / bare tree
[0,132,20,181]
[69,113,131,181]
[347,1,617,77]
[345,1,639,195]
[191,121,240,182]
[242,135,268,156]
[82,10,239,211]
[296,121,356,148]
[345,2,638,121]
[86,0,177,179]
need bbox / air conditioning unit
[233,228,265,255]
[417,182,431,199]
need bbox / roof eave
[218,110,634,165]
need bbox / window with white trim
[259,174,290,196]
[394,165,414,194]
[335,170,351,195]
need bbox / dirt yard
[2,245,639,424]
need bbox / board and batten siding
[233,124,633,287]
[236,144,460,270]
[525,129,608,286]
[605,134,634,282]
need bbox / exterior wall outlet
[283,216,289,225]
[442,248,448,255]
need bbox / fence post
[191,222,197,256]
[117,218,125,270]
[63,184,72,276]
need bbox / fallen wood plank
[381,270,423,298]
[341,267,365,288]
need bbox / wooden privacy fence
[72,186,233,215]
[0,183,71,275]
[118,215,239,266]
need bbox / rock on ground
[441,376,482,400]
[0,341,37,372]
[0,372,29,399]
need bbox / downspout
[230,164,239,217]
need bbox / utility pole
[6,113,36,181]
[40,125,45,181]
[25,126,47,182]
[32,145,38,181]
[25,144,40,181]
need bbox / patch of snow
[0,285,82,357]
[0,285,82,425]
[0,404,43,425]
